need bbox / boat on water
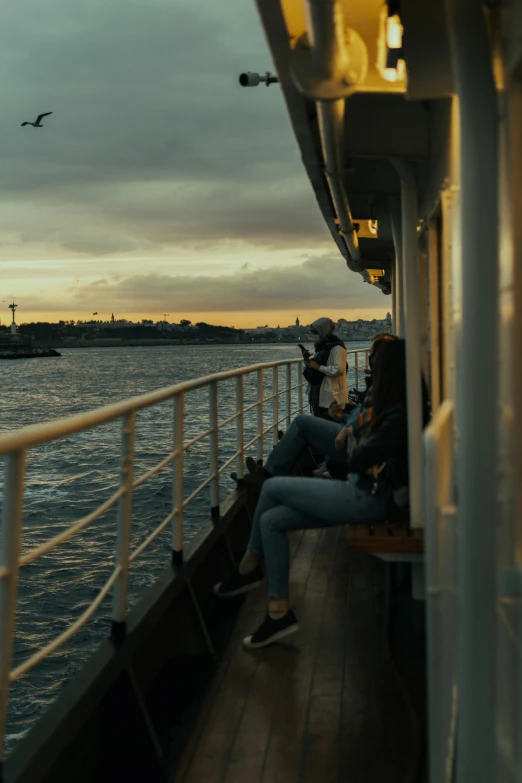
[0,2,519,782]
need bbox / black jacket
[347,403,408,493]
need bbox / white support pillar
[390,163,424,532]
[445,0,499,780]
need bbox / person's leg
[264,414,346,475]
[240,475,388,648]
[255,475,387,604]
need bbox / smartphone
[297,343,309,354]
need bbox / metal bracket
[290,29,368,101]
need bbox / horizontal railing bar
[10,566,121,681]
[133,451,177,489]
[243,433,261,451]
[0,358,306,455]
[218,451,241,475]
[182,475,214,508]
[19,488,125,566]
[129,510,175,564]
[242,400,261,415]
[217,411,240,429]
[183,428,212,451]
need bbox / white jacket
[312,344,348,408]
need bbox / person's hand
[335,426,349,451]
[366,462,386,479]
[328,397,344,420]
[307,359,321,371]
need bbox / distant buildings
[244,313,393,342]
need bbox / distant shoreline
[47,338,371,349]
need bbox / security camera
[238,71,279,87]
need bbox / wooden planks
[171,530,421,783]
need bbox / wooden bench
[347,522,423,553]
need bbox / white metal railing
[0,348,368,760]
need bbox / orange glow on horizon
[11,307,391,329]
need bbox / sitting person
[215,339,415,649]
[303,318,347,417]
[244,331,397,483]
[320,332,398,478]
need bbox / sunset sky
[1,0,388,328]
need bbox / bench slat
[347,522,423,553]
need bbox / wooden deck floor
[170,527,425,783]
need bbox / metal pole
[355,351,359,389]
[112,412,136,639]
[272,366,279,446]
[236,376,244,479]
[445,1,499,779]
[391,159,424,533]
[0,451,26,767]
[257,369,264,461]
[172,393,184,565]
[298,362,304,413]
[209,382,220,520]
[286,364,291,428]
[389,196,406,338]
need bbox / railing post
[286,364,292,428]
[209,381,220,521]
[298,361,304,413]
[172,393,184,566]
[236,376,244,479]
[272,366,279,446]
[355,351,359,389]
[112,412,136,641]
[257,369,264,461]
[0,451,26,769]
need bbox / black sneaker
[243,609,299,649]
[213,566,265,598]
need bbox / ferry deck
[1,1,522,782]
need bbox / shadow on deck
[169,527,427,783]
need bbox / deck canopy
[254,0,453,294]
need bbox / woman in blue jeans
[214,340,411,649]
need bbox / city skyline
[1,306,391,330]
[1,0,386,326]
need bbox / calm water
[0,342,368,750]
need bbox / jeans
[247,473,389,600]
[265,414,348,475]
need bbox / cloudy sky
[1,0,387,327]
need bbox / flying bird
[93,312,98,315]
[21,112,53,128]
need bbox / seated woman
[304,317,347,417]
[214,339,411,649]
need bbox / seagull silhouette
[21,112,53,128]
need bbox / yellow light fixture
[366,268,385,277]
[377,5,406,85]
[386,14,403,49]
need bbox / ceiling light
[386,14,403,49]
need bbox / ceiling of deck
[254,0,454,293]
